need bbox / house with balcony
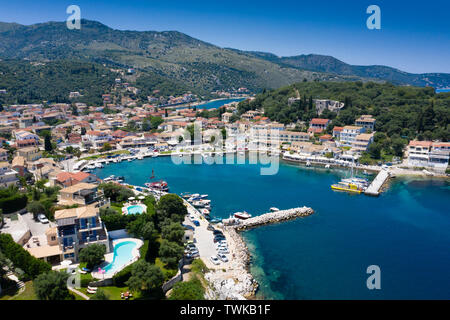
[339,126,366,147]
[351,132,375,152]
[17,147,42,162]
[0,162,19,187]
[406,141,450,172]
[58,183,105,206]
[54,206,110,262]
[355,115,376,132]
[308,118,331,134]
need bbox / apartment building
[352,133,375,152]
[406,141,450,171]
[339,126,366,147]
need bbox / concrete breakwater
[206,207,314,300]
[232,206,315,231]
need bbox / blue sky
[0,0,449,73]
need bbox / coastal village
[0,77,449,301]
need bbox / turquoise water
[126,205,145,215]
[103,241,137,276]
[93,156,450,299]
[436,88,450,93]
[182,98,245,110]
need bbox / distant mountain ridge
[0,19,449,92]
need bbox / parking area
[184,203,232,269]
[21,213,52,236]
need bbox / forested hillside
[238,81,450,142]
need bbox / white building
[340,126,366,147]
[406,141,450,172]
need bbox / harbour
[91,155,450,299]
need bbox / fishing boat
[145,181,169,192]
[210,218,222,224]
[234,211,252,220]
[201,209,210,215]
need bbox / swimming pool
[126,204,145,215]
[102,241,138,276]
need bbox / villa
[355,115,376,132]
[53,206,110,262]
[58,183,105,206]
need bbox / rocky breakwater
[204,206,314,300]
[235,206,314,231]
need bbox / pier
[364,169,391,196]
[229,206,314,230]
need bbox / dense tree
[126,260,164,293]
[33,271,73,300]
[155,194,188,227]
[161,222,185,244]
[27,201,45,220]
[44,134,53,152]
[158,239,184,268]
[169,276,205,300]
[78,244,106,269]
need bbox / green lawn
[0,281,37,300]
[79,285,140,300]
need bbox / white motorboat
[234,211,252,219]
[270,207,279,212]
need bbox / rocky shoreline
[204,207,314,300]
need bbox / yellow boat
[331,182,363,194]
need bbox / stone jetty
[205,206,314,300]
[232,206,314,231]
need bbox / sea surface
[436,88,450,93]
[92,156,450,299]
[185,98,245,110]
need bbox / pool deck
[91,238,143,279]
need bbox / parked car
[213,230,223,236]
[217,247,230,254]
[207,225,215,231]
[189,215,196,221]
[37,214,49,224]
[217,253,229,262]
[210,256,220,265]
[213,236,226,243]
[192,220,200,227]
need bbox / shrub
[112,264,133,287]
[0,234,51,280]
[78,244,106,269]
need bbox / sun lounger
[87,286,98,291]
[87,288,97,294]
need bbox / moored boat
[234,211,252,219]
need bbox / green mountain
[235,52,450,88]
[0,19,448,97]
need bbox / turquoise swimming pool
[126,205,145,215]
[103,241,137,276]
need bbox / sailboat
[331,157,367,194]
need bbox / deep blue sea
[92,156,450,299]
[185,98,245,110]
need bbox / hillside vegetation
[238,81,450,142]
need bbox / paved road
[185,202,232,269]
